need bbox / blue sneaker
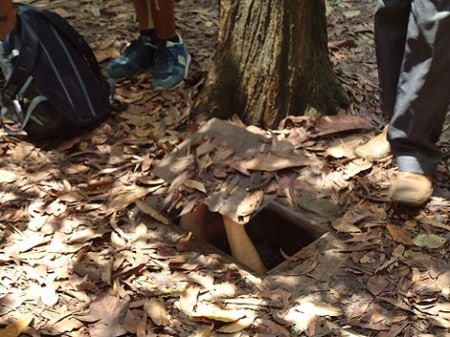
[153,34,191,90]
[105,35,157,79]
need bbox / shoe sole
[105,65,152,80]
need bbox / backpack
[0,4,112,141]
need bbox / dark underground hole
[204,202,329,271]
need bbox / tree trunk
[193,0,350,129]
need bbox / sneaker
[105,35,157,79]
[355,124,391,160]
[389,171,433,206]
[153,34,191,90]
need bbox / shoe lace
[123,36,155,58]
[154,43,178,71]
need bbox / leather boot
[355,125,391,160]
[389,171,433,206]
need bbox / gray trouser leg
[376,0,450,175]
[374,0,411,116]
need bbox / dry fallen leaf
[312,115,373,137]
[41,282,59,307]
[289,251,320,276]
[331,207,365,234]
[179,285,201,317]
[191,325,214,337]
[342,158,373,180]
[136,311,147,337]
[413,234,446,249]
[19,233,49,253]
[67,228,101,244]
[217,313,256,333]
[309,317,340,337]
[85,295,129,337]
[144,298,171,326]
[183,179,207,193]
[325,136,362,159]
[344,10,361,18]
[367,275,389,296]
[0,315,33,337]
[49,316,84,335]
[135,200,170,225]
[175,231,193,252]
[179,285,247,323]
[284,298,342,334]
[238,152,319,172]
[108,186,157,212]
[193,304,247,323]
[386,224,414,246]
[0,169,17,183]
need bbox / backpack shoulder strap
[1,7,40,104]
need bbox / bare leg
[149,0,176,40]
[0,0,16,39]
[222,216,267,275]
[132,0,154,30]
[179,203,207,240]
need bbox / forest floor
[0,0,449,336]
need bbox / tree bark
[193,0,350,129]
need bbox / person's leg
[133,0,154,31]
[375,0,411,117]
[105,0,157,79]
[389,0,450,175]
[150,0,190,90]
[0,0,16,40]
[149,0,176,40]
[355,0,411,160]
[389,0,450,205]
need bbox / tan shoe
[389,172,433,206]
[355,125,391,160]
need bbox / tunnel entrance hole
[205,202,329,271]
